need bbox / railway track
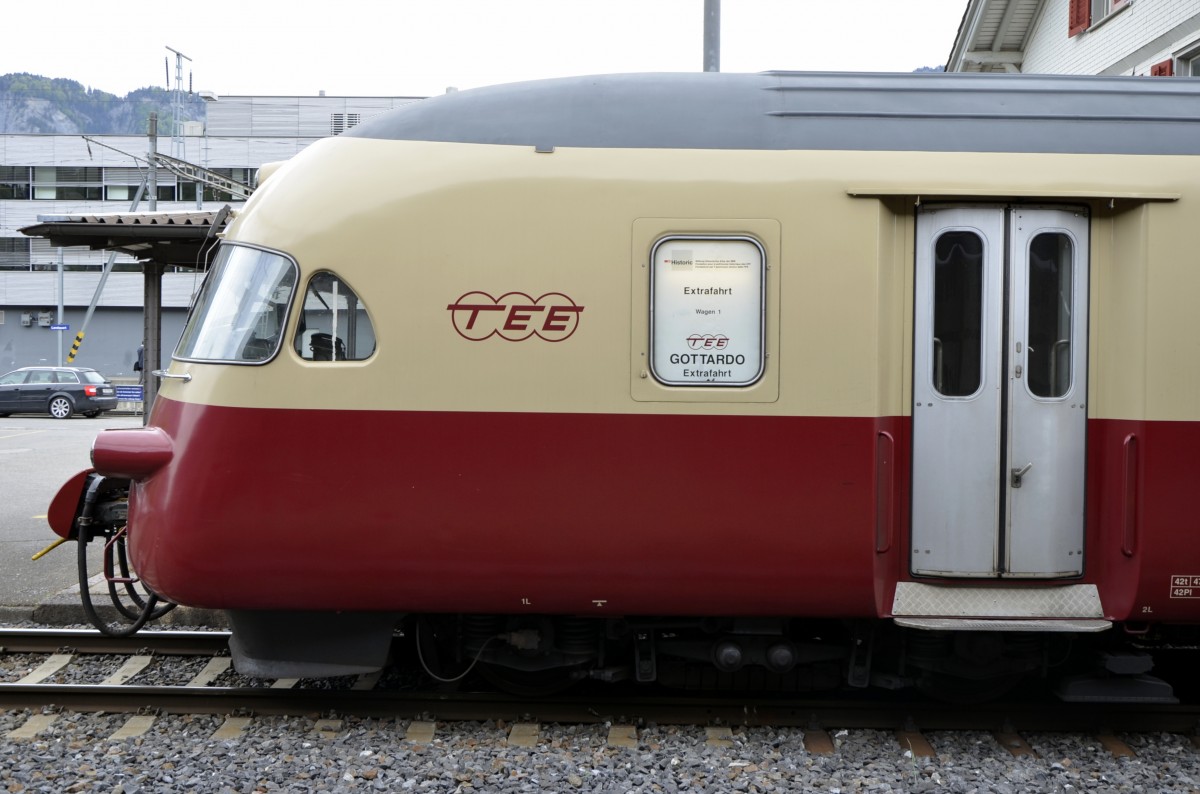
[1,628,1198,794]
[1,628,1200,752]
[0,627,230,656]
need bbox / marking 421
[1169,575,1200,598]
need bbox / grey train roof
[345,71,1200,156]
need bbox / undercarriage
[225,610,1180,703]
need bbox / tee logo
[687,334,729,350]
[447,291,585,342]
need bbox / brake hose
[74,475,172,637]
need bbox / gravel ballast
[2,714,1200,793]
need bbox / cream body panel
[1088,207,1148,423]
[160,140,1200,422]
[1143,200,1200,422]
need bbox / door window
[932,231,984,397]
[1026,233,1074,399]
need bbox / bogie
[254,613,1077,701]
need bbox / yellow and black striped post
[66,331,85,364]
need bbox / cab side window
[293,272,376,362]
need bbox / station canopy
[19,208,233,268]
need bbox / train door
[911,205,1089,578]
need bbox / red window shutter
[1150,58,1175,77]
[1069,0,1090,37]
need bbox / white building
[948,0,1200,74]
[0,93,421,375]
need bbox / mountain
[0,73,205,135]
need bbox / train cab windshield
[175,244,297,363]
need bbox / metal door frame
[911,204,1089,579]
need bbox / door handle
[1011,463,1033,488]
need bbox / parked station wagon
[0,367,118,419]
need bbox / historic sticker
[650,237,765,386]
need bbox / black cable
[111,534,175,622]
[73,475,172,637]
[77,521,159,637]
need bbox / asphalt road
[0,414,142,607]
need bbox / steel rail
[0,681,1198,733]
[1,628,1198,734]
[0,628,230,656]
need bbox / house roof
[947,0,1047,73]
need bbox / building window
[104,182,178,202]
[0,238,31,269]
[1090,0,1110,23]
[36,186,103,200]
[331,113,362,135]
[0,166,30,199]
[32,166,103,200]
[0,183,30,199]
[201,168,252,202]
[1070,0,1129,36]
[43,167,102,182]
[1176,43,1200,76]
[35,185,104,200]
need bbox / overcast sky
[2,1,967,98]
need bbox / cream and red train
[49,71,1200,699]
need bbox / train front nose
[91,426,174,480]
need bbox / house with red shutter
[947,0,1200,75]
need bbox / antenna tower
[165,46,192,159]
